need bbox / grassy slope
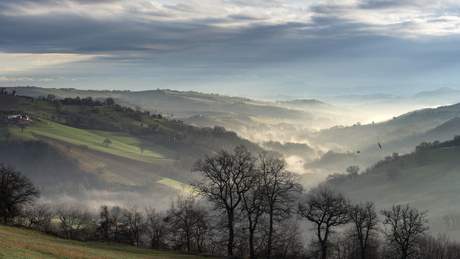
[3,99,195,193]
[28,119,175,165]
[0,225,208,259]
[25,120,193,193]
[339,146,460,215]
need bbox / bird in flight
[378,143,382,149]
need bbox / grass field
[0,225,210,259]
[157,178,197,195]
[0,124,38,142]
[27,119,175,165]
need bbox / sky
[1,0,460,95]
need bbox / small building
[7,114,21,120]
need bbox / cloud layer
[1,0,460,92]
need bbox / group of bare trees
[192,146,303,258]
[4,144,460,259]
[298,184,436,259]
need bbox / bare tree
[122,205,145,247]
[348,202,379,259]
[145,208,170,250]
[259,152,302,259]
[381,204,429,259]
[110,206,124,243]
[191,145,256,256]
[0,163,40,224]
[95,205,115,241]
[240,164,266,259]
[271,219,307,259]
[166,195,209,253]
[57,204,92,240]
[23,203,52,231]
[298,184,350,259]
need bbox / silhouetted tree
[57,204,92,240]
[95,205,115,241]
[259,152,302,259]
[18,124,27,132]
[145,208,169,250]
[46,94,56,101]
[191,145,256,256]
[23,203,52,231]
[0,164,40,224]
[56,100,63,112]
[166,195,209,253]
[103,138,112,147]
[298,184,350,259]
[348,202,379,259]
[104,98,115,107]
[80,144,89,154]
[346,165,360,179]
[381,204,429,259]
[122,205,145,247]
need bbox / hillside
[6,86,361,129]
[0,225,209,259]
[337,141,460,236]
[0,95,262,204]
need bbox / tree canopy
[0,163,40,224]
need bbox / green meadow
[28,119,175,165]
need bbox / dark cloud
[357,0,435,10]
[1,0,460,90]
[227,13,267,21]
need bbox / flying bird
[357,151,360,153]
[378,143,382,149]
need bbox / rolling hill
[0,95,262,203]
[336,140,460,236]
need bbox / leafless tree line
[4,146,460,259]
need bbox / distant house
[7,114,21,120]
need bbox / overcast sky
[1,0,460,95]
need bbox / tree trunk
[249,228,255,259]
[267,210,274,259]
[321,241,327,259]
[228,212,234,256]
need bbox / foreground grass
[0,225,210,259]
